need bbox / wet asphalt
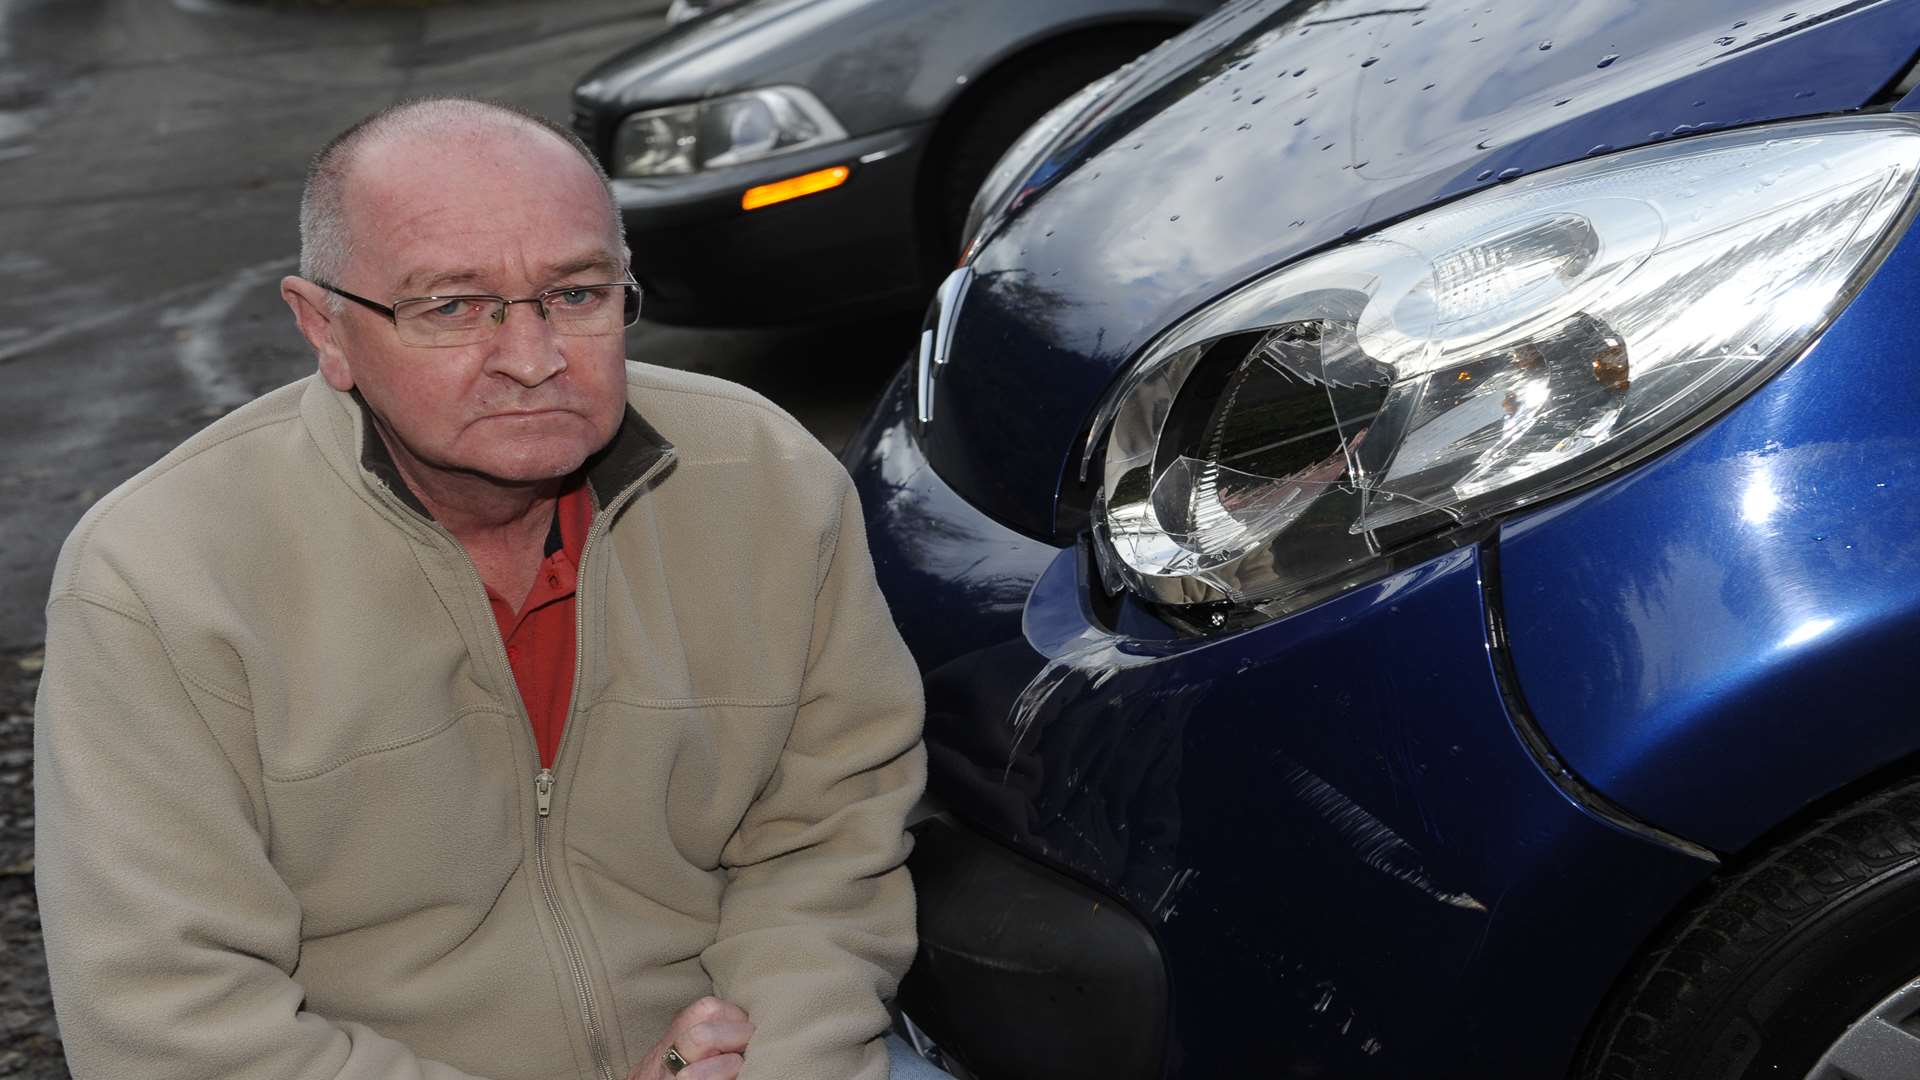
[0,0,914,652]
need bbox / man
[33,97,934,1080]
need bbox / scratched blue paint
[842,0,1920,1075]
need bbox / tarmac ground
[0,0,914,1072]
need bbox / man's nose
[483,299,567,386]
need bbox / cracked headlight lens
[613,87,847,177]
[1086,116,1920,620]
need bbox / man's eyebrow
[396,268,492,297]
[394,255,622,297]
[543,254,622,281]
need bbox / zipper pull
[536,768,554,817]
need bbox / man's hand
[627,996,754,1080]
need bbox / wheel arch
[910,17,1191,273]
[1573,745,1920,1077]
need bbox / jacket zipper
[534,766,612,1080]
[417,448,675,1080]
[528,450,675,1080]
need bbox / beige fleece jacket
[33,365,925,1080]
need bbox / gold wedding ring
[663,1045,690,1075]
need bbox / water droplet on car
[1384,76,1397,84]
[1554,97,1572,106]
[1469,36,1483,43]
[1422,83,1436,90]
[1538,40,1553,50]
[1649,130,1666,139]
[1251,95,1265,104]
[1293,68,1307,77]
[1715,36,1735,45]
[1693,99,1707,107]
[1732,19,1746,28]
[1214,174,1224,181]
[1360,56,1380,67]
[1238,122,1252,131]
[1169,214,1180,221]
[1044,229,1054,237]
[1782,11,1797,20]
[1293,117,1306,126]
[1497,167,1522,180]
[1597,54,1620,68]
[1475,138,1494,149]
[1586,143,1612,156]
[1795,89,1816,99]
[1306,88,1319,98]
[1476,169,1494,180]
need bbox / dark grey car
[572,0,1217,327]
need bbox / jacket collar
[303,375,675,526]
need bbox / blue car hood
[924,0,1920,540]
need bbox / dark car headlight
[1084,116,1920,624]
[612,86,847,177]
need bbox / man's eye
[402,298,495,326]
[553,288,601,308]
[433,299,476,317]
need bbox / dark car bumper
[612,123,935,327]
[844,368,1720,1079]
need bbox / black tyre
[923,29,1172,268]
[1577,775,1920,1080]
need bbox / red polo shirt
[484,482,594,769]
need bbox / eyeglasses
[314,279,642,348]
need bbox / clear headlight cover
[1087,116,1920,618]
[613,87,846,177]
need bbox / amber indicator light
[741,165,851,211]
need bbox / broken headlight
[1085,116,1920,622]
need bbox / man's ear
[281,276,354,391]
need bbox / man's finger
[676,995,749,1028]
[674,1019,754,1062]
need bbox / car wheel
[924,31,1171,268]
[1577,775,1920,1080]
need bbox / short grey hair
[298,97,624,301]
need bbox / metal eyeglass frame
[313,279,642,346]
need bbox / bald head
[298,98,624,292]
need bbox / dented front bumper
[845,368,1716,1078]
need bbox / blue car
[843,2,1920,1078]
